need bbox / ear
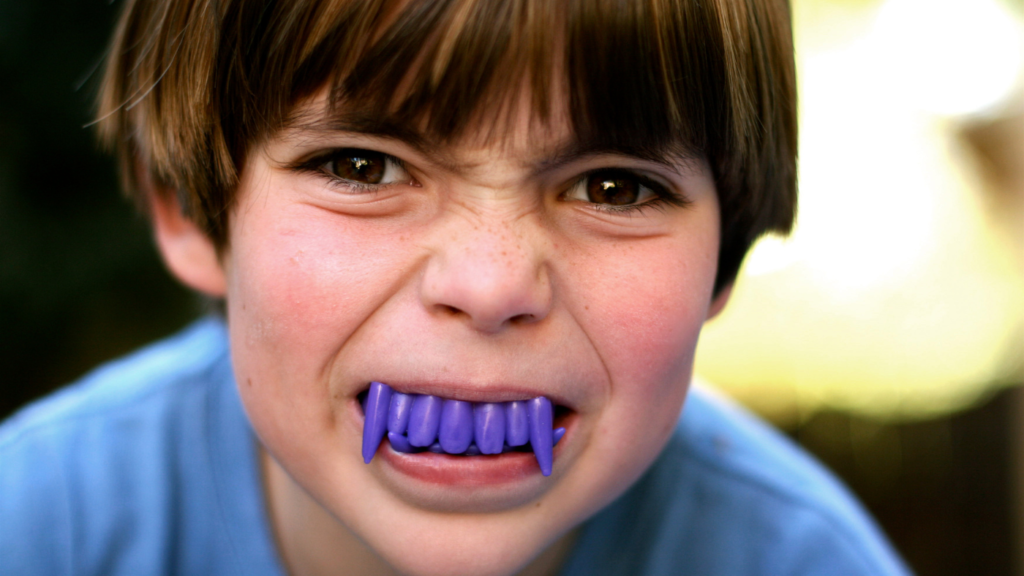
[149,188,227,297]
[706,283,733,321]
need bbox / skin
[150,93,729,576]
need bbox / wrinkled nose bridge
[420,209,552,333]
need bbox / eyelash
[292,149,691,213]
[292,150,411,193]
[564,170,691,215]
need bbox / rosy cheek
[585,250,711,390]
[227,205,416,379]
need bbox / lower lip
[378,444,548,486]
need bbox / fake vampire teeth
[361,381,566,476]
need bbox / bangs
[242,0,725,155]
[99,0,796,293]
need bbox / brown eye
[563,167,688,213]
[327,149,387,184]
[586,171,642,206]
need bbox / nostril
[433,304,537,332]
[439,304,463,316]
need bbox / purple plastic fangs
[361,381,566,476]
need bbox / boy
[0,0,909,574]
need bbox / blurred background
[697,0,1024,572]
[0,0,1022,573]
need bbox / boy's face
[203,93,722,575]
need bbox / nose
[419,214,553,334]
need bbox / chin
[367,516,567,576]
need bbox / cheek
[587,245,714,390]
[567,226,718,451]
[551,229,718,507]
[231,209,408,348]
[225,204,417,425]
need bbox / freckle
[585,305,589,310]
[535,502,542,507]
[247,378,253,387]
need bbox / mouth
[359,382,569,476]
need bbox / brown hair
[97,0,797,294]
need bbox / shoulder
[0,319,232,575]
[565,383,911,576]
[672,383,875,529]
[664,384,909,575]
[0,317,229,446]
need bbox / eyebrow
[531,141,703,176]
[284,108,702,176]
[286,110,430,152]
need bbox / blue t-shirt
[0,319,910,575]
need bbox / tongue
[361,382,562,476]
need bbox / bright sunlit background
[696,0,1024,423]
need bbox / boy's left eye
[320,149,411,188]
[563,169,674,210]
